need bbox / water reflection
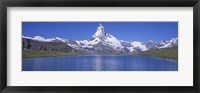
[93,56,102,71]
[22,55,178,71]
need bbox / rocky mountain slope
[22,24,178,55]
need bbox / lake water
[22,55,178,71]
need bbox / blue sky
[22,22,178,42]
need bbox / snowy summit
[92,23,106,38]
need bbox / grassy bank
[23,50,83,58]
[133,46,178,61]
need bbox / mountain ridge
[22,24,178,55]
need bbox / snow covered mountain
[22,23,178,55]
[22,35,66,42]
[74,24,124,51]
[121,38,178,52]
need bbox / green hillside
[23,50,83,58]
[133,46,178,60]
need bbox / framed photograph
[0,0,200,93]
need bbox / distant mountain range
[22,24,178,55]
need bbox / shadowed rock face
[22,38,80,53]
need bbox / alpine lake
[22,55,178,71]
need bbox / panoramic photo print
[22,22,178,71]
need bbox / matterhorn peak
[92,23,106,38]
[99,23,103,26]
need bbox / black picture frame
[0,0,200,93]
